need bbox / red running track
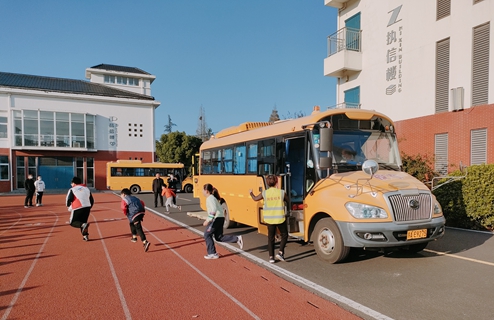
[1,193,361,320]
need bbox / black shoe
[83,235,89,241]
[131,237,137,243]
[143,241,151,252]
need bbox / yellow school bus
[193,106,445,263]
[107,160,193,194]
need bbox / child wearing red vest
[161,185,181,213]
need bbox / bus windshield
[314,130,402,177]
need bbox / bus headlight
[433,200,443,216]
[345,202,388,219]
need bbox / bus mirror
[319,127,333,152]
[319,157,332,169]
[362,160,379,177]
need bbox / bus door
[284,137,306,236]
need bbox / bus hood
[328,170,429,193]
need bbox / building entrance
[38,157,74,190]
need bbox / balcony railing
[328,102,361,110]
[327,27,362,57]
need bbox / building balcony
[324,27,362,77]
[324,0,351,9]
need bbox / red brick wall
[395,104,494,172]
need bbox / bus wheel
[312,218,349,264]
[130,185,141,194]
[222,202,237,229]
[184,184,193,193]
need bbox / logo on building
[385,5,404,95]
[386,85,396,95]
[109,116,118,148]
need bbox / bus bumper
[335,216,446,248]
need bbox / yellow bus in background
[107,160,193,194]
[193,106,445,263]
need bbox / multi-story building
[0,64,160,192]
[324,0,493,174]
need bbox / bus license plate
[407,229,427,240]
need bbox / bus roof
[202,108,394,149]
[107,160,184,168]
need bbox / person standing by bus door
[34,175,46,206]
[152,173,165,207]
[202,183,243,259]
[66,177,94,241]
[249,174,289,263]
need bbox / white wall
[0,90,156,152]
[333,0,494,121]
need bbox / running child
[161,184,181,213]
[120,188,151,252]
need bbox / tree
[155,131,202,175]
[282,110,306,119]
[269,106,280,122]
[163,115,177,134]
[196,105,211,141]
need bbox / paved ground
[1,193,362,320]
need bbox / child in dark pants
[120,188,150,252]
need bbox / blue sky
[0,1,337,139]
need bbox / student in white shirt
[34,175,46,207]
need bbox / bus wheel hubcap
[319,228,335,254]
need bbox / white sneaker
[204,254,219,260]
[36,204,40,207]
[237,236,243,250]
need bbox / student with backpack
[120,188,151,252]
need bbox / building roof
[0,72,155,101]
[90,64,151,75]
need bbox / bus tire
[312,217,349,264]
[130,184,141,194]
[184,184,193,193]
[222,202,237,229]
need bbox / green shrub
[461,164,494,230]
[401,153,437,187]
[433,164,494,231]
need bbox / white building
[324,0,493,173]
[0,64,160,191]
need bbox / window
[435,133,448,175]
[223,148,233,173]
[344,86,360,109]
[258,139,276,175]
[201,151,212,174]
[234,145,246,174]
[106,75,139,86]
[12,110,95,149]
[471,128,487,165]
[472,23,490,106]
[435,38,450,113]
[436,0,451,20]
[0,113,7,138]
[0,156,9,180]
[212,150,221,174]
[247,143,258,173]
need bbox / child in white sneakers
[161,185,181,213]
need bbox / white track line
[97,203,259,319]
[148,208,393,320]
[92,214,132,320]
[145,227,261,320]
[1,212,59,320]
[0,212,23,236]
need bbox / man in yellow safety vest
[249,175,289,263]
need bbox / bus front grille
[387,193,432,222]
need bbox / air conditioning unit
[450,87,464,111]
[73,141,81,148]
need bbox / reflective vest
[262,188,285,224]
